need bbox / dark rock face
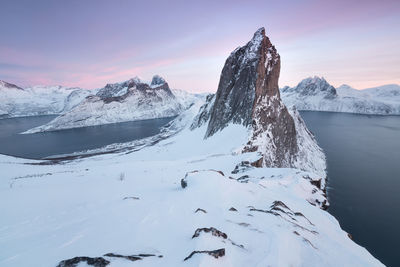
[205,29,264,137]
[151,75,166,87]
[96,75,175,104]
[103,253,142,262]
[0,80,23,90]
[239,28,298,167]
[56,256,110,267]
[183,248,225,261]
[195,208,207,213]
[57,253,162,267]
[180,178,187,188]
[195,27,300,167]
[192,227,228,239]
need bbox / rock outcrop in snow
[0,28,385,267]
[24,76,185,133]
[192,28,325,175]
[0,80,91,118]
[281,77,400,115]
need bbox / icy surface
[281,77,400,115]
[0,102,383,266]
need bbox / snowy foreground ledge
[0,111,383,267]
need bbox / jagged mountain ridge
[192,28,325,175]
[281,76,337,98]
[24,75,185,133]
[281,77,400,115]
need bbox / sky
[0,0,399,92]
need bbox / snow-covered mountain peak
[297,76,337,98]
[151,75,166,87]
[363,84,400,98]
[335,84,359,97]
[283,76,337,98]
[0,80,23,90]
[24,75,186,132]
[96,75,173,100]
[338,84,353,89]
[250,27,265,47]
[298,76,328,86]
[130,76,144,84]
[0,80,91,118]
[281,79,400,115]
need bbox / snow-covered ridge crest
[0,81,91,118]
[192,27,326,178]
[23,75,187,133]
[281,77,400,115]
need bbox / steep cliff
[192,28,325,174]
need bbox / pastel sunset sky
[1,0,399,92]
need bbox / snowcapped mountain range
[0,27,383,267]
[0,80,92,118]
[24,75,203,133]
[281,77,400,115]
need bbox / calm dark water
[301,111,400,267]
[0,115,175,159]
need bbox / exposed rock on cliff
[193,28,325,174]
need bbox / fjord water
[1,112,399,265]
[301,111,400,267]
[0,115,175,159]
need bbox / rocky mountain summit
[281,77,400,115]
[24,75,184,133]
[192,28,325,174]
[281,76,337,98]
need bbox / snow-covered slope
[281,77,400,115]
[0,91,382,267]
[0,80,91,118]
[171,88,208,110]
[24,76,186,133]
[0,28,383,266]
[0,118,383,266]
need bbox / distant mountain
[0,80,91,118]
[24,75,191,133]
[281,77,400,115]
[0,80,23,90]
